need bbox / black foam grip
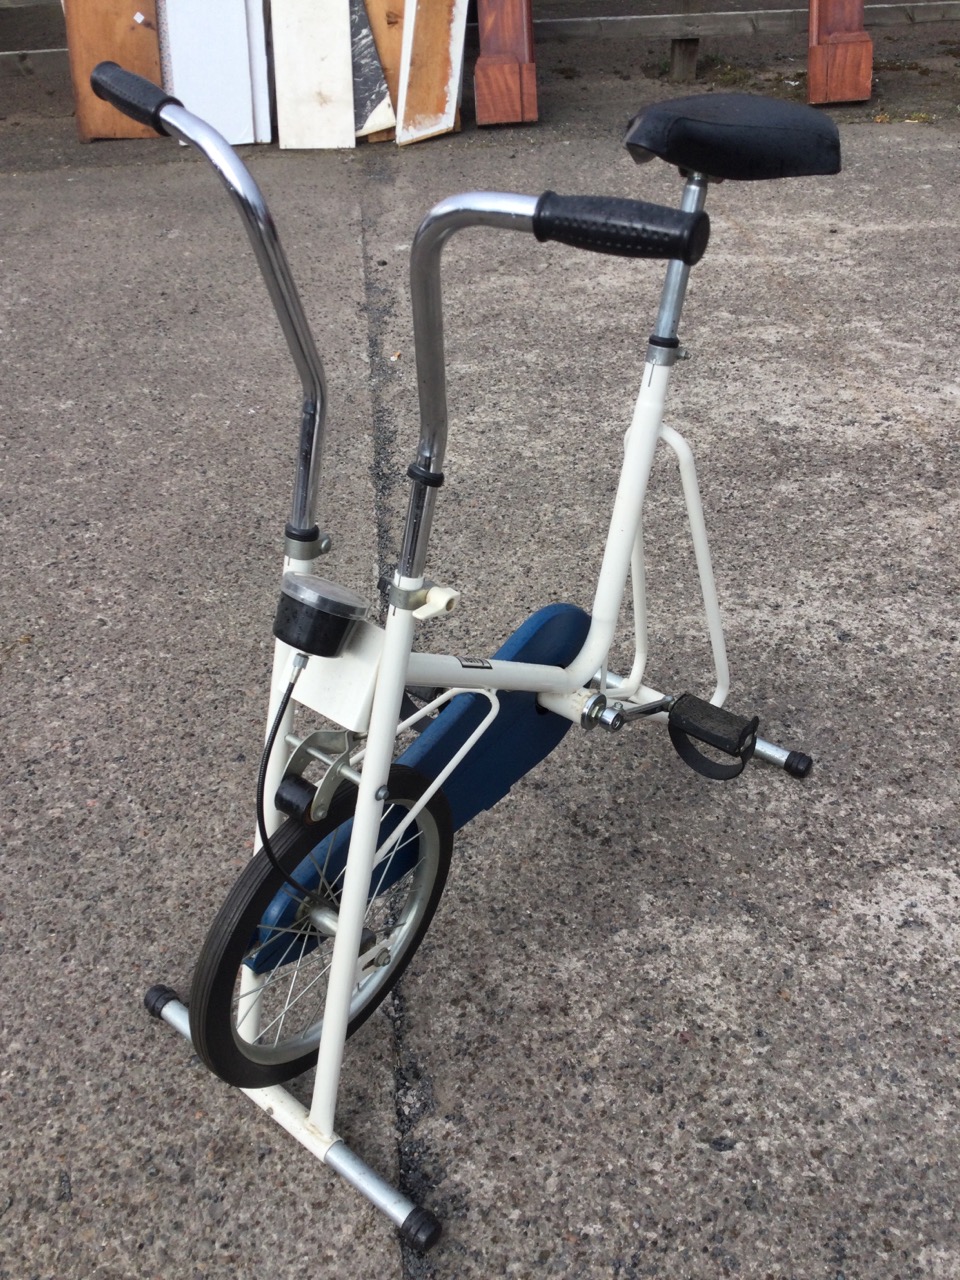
[533,192,710,266]
[90,62,182,134]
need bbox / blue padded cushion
[397,602,591,831]
[249,603,591,972]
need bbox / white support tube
[405,650,571,694]
[406,361,675,699]
[156,995,338,1156]
[155,995,430,1234]
[659,425,730,705]
[610,524,651,703]
[563,361,673,690]
[367,691,499,866]
[537,687,600,724]
[308,590,421,1139]
[237,967,264,1043]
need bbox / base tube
[143,988,442,1250]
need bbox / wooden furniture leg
[474,0,537,126]
[808,0,873,103]
[64,0,162,141]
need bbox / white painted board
[272,0,356,150]
[159,0,256,145]
[246,0,272,143]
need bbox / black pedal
[667,692,759,780]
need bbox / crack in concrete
[356,158,441,1275]
[357,157,407,604]
[388,984,443,1280]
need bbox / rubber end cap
[144,984,180,1019]
[399,1206,442,1252]
[785,751,813,778]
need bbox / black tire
[189,765,453,1089]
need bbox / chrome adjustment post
[648,172,710,358]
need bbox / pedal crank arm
[617,695,676,722]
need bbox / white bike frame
[265,176,728,1153]
[146,100,794,1240]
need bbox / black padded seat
[624,93,841,181]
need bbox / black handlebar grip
[90,62,182,135]
[533,192,710,266]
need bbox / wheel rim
[229,792,443,1067]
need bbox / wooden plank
[808,0,873,102]
[272,0,355,150]
[474,0,537,126]
[351,0,396,137]
[669,36,700,81]
[63,0,163,142]
[396,0,468,146]
[668,0,700,83]
[364,0,405,111]
[159,0,254,145]
[532,2,960,39]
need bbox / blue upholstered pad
[250,603,592,973]
[397,602,591,831]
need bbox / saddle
[625,93,841,181]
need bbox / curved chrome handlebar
[159,103,328,558]
[407,193,538,480]
[399,194,539,578]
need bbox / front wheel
[189,765,453,1089]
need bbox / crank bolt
[580,692,608,731]
[599,705,625,732]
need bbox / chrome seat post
[650,173,710,350]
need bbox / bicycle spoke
[235,923,314,1029]
[255,953,336,1041]
[191,770,450,1088]
[271,927,315,1045]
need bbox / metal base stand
[144,987,442,1253]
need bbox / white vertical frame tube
[617,527,650,699]
[560,359,673,691]
[237,968,264,1042]
[308,586,422,1139]
[660,424,729,705]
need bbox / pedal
[667,692,759,781]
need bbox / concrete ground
[2,21,959,1280]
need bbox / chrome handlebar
[157,103,328,559]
